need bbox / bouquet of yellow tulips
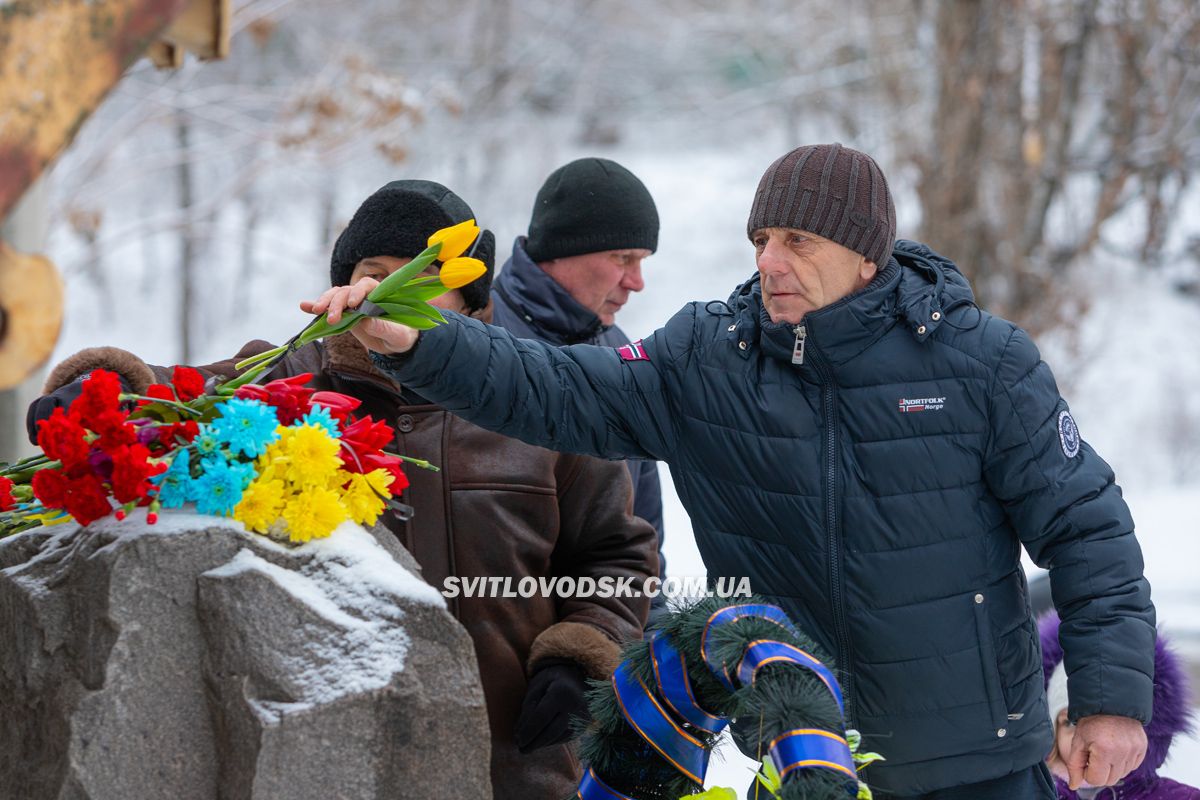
[223,219,487,392]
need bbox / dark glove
[25,374,130,445]
[514,658,591,753]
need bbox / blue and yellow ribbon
[701,604,799,691]
[649,631,728,735]
[612,661,710,785]
[769,728,858,784]
[579,603,865,798]
[577,767,637,800]
[735,639,846,716]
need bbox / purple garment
[1040,613,1199,800]
[1054,775,1200,800]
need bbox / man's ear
[859,257,878,284]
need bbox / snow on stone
[203,541,414,713]
[206,548,368,630]
[304,521,446,608]
[7,508,448,713]
[195,518,447,711]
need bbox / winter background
[3,0,1199,792]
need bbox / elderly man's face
[540,248,651,326]
[753,228,877,325]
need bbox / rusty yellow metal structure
[0,0,230,390]
[0,244,64,392]
[147,0,231,69]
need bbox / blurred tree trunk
[176,109,196,363]
[915,0,1199,334]
[917,0,1001,300]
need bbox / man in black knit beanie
[490,157,668,622]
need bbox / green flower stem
[233,344,290,371]
[225,314,355,395]
[0,501,68,539]
[1,455,51,475]
[120,393,205,416]
[382,451,441,472]
[2,459,62,482]
[215,362,272,395]
[222,256,453,397]
[366,245,441,301]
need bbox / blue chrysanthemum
[299,405,340,438]
[229,459,257,490]
[210,398,280,458]
[194,427,222,456]
[152,452,195,509]
[194,456,248,516]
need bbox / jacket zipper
[805,330,855,727]
[792,324,807,365]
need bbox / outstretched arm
[304,279,692,462]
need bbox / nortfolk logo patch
[1058,410,1081,458]
[898,396,946,413]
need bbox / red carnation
[69,370,123,421]
[63,473,113,526]
[92,410,138,451]
[310,391,362,424]
[0,476,15,511]
[37,408,91,468]
[171,366,206,402]
[108,444,166,504]
[143,383,177,404]
[157,420,200,449]
[32,468,69,509]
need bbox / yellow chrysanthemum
[342,469,395,526]
[233,476,286,534]
[329,468,354,492]
[256,426,292,479]
[426,218,479,261]
[278,424,342,487]
[438,257,487,289]
[362,468,394,496]
[282,486,347,543]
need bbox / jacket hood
[1040,612,1195,779]
[891,238,977,333]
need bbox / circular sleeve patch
[1058,410,1081,458]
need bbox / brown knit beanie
[746,143,896,267]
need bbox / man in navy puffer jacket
[307,144,1156,799]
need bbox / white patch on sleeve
[1058,410,1081,459]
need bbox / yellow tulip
[426,218,479,261]
[438,257,487,289]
